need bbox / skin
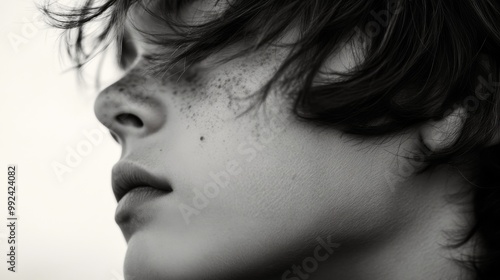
[93,1,474,279]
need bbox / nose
[94,73,166,142]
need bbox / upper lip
[112,161,173,202]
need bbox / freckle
[160,149,163,152]
[200,136,205,141]
[118,88,125,92]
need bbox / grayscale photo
[1,0,499,279]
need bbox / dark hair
[42,0,500,278]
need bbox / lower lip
[115,186,168,231]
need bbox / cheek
[172,109,404,238]
[147,47,413,246]
[165,47,289,135]
[165,71,400,224]
[219,126,399,229]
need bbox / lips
[112,160,173,202]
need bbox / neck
[279,166,475,280]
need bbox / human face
[94,1,421,279]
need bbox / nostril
[115,113,144,128]
[110,131,120,143]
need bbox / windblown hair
[42,0,500,278]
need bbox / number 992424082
[7,166,16,216]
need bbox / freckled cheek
[169,70,267,132]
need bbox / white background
[0,1,127,279]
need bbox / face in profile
[46,0,500,279]
[93,4,414,279]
